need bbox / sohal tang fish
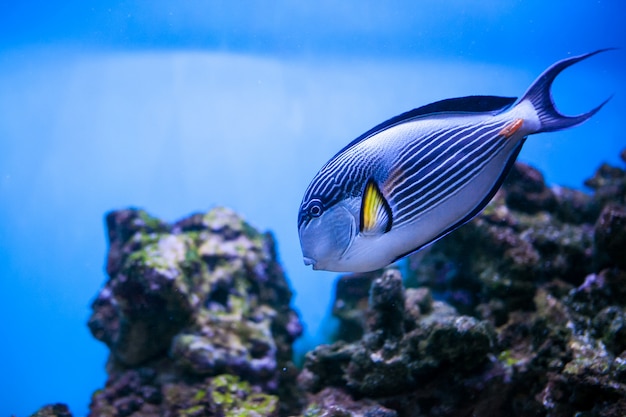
[298,50,611,273]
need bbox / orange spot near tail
[499,118,524,138]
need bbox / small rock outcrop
[299,270,498,416]
[87,207,303,417]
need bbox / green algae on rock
[87,207,303,416]
[87,370,278,417]
[209,374,279,417]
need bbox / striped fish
[298,50,611,273]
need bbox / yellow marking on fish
[361,181,388,233]
[499,118,524,138]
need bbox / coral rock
[298,387,397,417]
[504,162,558,214]
[303,269,496,410]
[29,404,73,417]
[594,203,626,269]
[87,207,302,416]
[315,153,626,416]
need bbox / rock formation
[87,207,303,417]
[29,150,626,417]
[299,151,626,416]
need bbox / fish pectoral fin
[360,180,393,235]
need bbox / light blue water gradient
[1,2,624,416]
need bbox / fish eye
[308,200,324,218]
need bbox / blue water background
[1,2,624,416]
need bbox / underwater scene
[1,2,626,416]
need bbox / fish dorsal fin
[399,95,518,118]
[333,95,517,159]
[360,180,393,235]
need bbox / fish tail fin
[520,48,614,133]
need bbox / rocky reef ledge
[29,151,626,417]
[313,150,626,417]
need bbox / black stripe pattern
[388,118,510,228]
[299,114,514,231]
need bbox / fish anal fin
[499,118,524,138]
[360,180,393,235]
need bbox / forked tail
[519,49,613,133]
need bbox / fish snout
[303,256,317,268]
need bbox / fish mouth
[303,256,317,268]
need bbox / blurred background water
[0,1,624,415]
